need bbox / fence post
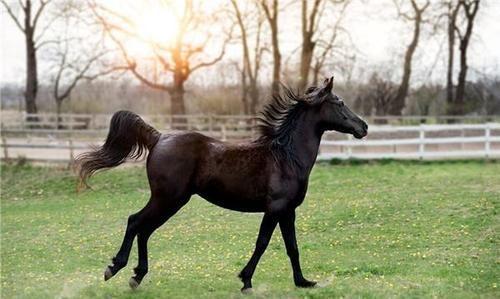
[21,111,26,130]
[2,137,8,161]
[485,123,491,159]
[347,135,352,159]
[68,139,74,162]
[91,114,96,130]
[208,114,213,134]
[221,124,227,141]
[419,124,425,160]
[460,128,465,151]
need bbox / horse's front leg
[279,210,317,288]
[239,213,278,293]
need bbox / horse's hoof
[241,287,253,294]
[129,277,140,290]
[104,267,113,281]
[296,279,317,288]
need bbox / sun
[134,4,179,47]
[117,1,208,57]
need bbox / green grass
[1,161,499,298]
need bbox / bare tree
[445,0,460,108]
[90,0,231,115]
[298,0,322,91]
[1,0,54,114]
[260,0,281,95]
[49,6,118,127]
[310,0,352,86]
[390,0,430,115]
[452,0,480,115]
[366,73,398,117]
[51,49,117,128]
[230,0,265,115]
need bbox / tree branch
[34,8,61,45]
[1,0,25,32]
[190,38,228,73]
[32,0,51,30]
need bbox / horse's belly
[196,182,267,212]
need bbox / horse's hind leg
[104,194,190,283]
[104,205,148,281]
[128,195,190,289]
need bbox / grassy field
[1,161,499,298]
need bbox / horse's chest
[268,174,309,206]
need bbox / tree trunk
[170,87,186,130]
[56,99,62,129]
[271,22,281,96]
[390,12,422,116]
[171,54,187,116]
[249,80,259,115]
[312,61,321,86]
[241,69,249,115]
[260,0,281,95]
[454,43,468,115]
[446,2,459,113]
[298,38,315,92]
[454,0,480,115]
[170,88,186,115]
[25,10,38,115]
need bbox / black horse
[76,77,368,292]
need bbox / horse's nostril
[363,123,368,130]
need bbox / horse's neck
[289,114,323,174]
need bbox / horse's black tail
[76,110,160,188]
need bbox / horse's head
[304,77,368,139]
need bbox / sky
[1,0,500,85]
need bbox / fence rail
[320,123,500,160]
[1,123,499,163]
[2,112,500,131]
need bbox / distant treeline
[1,0,494,117]
[2,74,499,116]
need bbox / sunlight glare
[134,4,178,47]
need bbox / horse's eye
[339,100,344,107]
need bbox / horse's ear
[305,86,317,94]
[322,76,334,93]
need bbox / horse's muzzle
[353,121,368,139]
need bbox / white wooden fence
[2,111,499,131]
[1,123,499,163]
[318,123,500,160]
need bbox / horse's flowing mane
[255,86,309,165]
